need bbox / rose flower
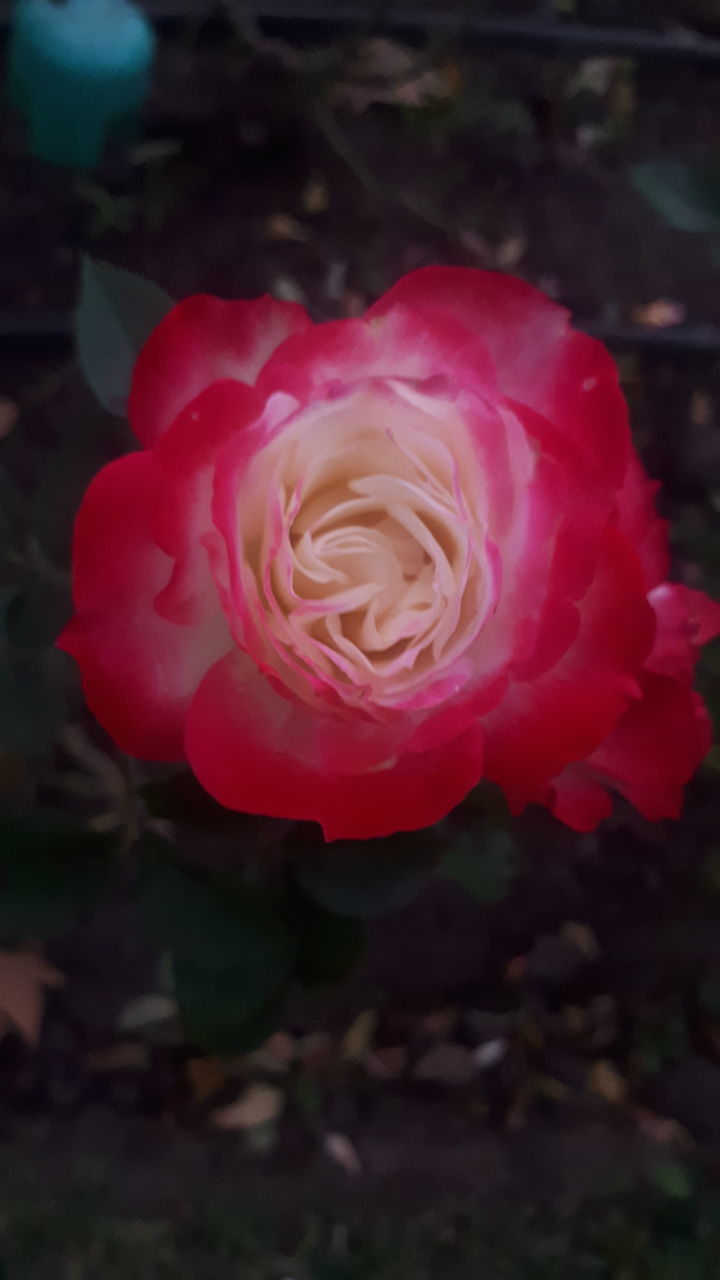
[59,268,720,839]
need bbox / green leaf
[75,258,174,416]
[295,832,437,919]
[0,650,67,754]
[651,1162,694,1201]
[0,810,117,943]
[139,845,297,1054]
[293,889,367,986]
[173,969,288,1057]
[630,161,720,234]
[441,827,517,904]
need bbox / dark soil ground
[0,7,720,1274]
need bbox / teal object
[8,0,156,169]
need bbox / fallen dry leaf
[534,1073,571,1103]
[561,921,601,959]
[587,995,618,1051]
[458,228,493,266]
[493,235,527,272]
[418,1007,458,1039]
[324,259,348,301]
[342,1010,378,1062]
[587,1059,628,1106]
[363,1045,408,1079]
[250,1030,297,1074]
[297,1031,337,1075]
[212,1082,284,1131]
[535,274,561,300]
[414,1043,476,1085]
[118,993,178,1033]
[333,38,457,114]
[0,398,18,439]
[270,275,307,305]
[506,1081,532,1132]
[634,1107,692,1148]
[86,1042,148,1072]
[302,176,330,215]
[324,1131,363,1176]
[571,56,619,97]
[263,213,309,243]
[563,1005,588,1037]
[505,956,527,984]
[0,950,64,1046]
[473,1037,508,1071]
[610,70,635,124]
[690,390,713,427]
[630,299,686,329]
[186,1056,228,1104]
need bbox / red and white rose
[59,268,720,839]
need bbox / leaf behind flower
[75,258,174,416]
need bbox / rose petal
[573,675,713,824]
[129,294,310,447]
[484,525,655,809]
[185,651,485,840]
[59,453,230,759]
[368,266,631,486]
[613,453,669,589]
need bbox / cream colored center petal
[235,387,496,711]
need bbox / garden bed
[0,7,719,1266]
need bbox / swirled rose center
[231,384,499,712]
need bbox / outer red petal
[647,583,720,682]
[547,769,613,832]
[483,526,655,810]
[579,674,713,822]
[613,453,669,589]
[151,379,264,627]
[129,294,311,447]
[58,452,230,759]
[255,299,499,406]
[368,266,630,486]
[675,584,720,647]
[184,652,485,841]
[546,582,719,831]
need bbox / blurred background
[1,1,720,1276]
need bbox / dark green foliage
[136,834,370,1049]
[441,826,518,903]
[139,842,297,1054]
[292,888,367,986]
[630,161,720,233]
[75,257,174,416]
[294,830,440,918]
